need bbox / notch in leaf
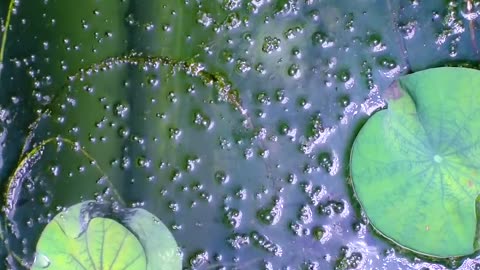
[351,67,480,258]
[31,201,181,269]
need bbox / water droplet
[224,208,242,228]
[256,196,284,225]
[312,31,334,48]
[214,171,229,185]
[262,36,281,54]
[227,233,250,249]
[287,64,301,79]
[189,250,209,268]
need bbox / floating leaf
[32,202,146,270]
[351,67,480,257]
[124,208,182,270]
[31,201,181,269]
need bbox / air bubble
[256,196,284,225]
[313,226,325,241]
[312,31,334,48]
[193,111,213,130]
[114,103,129,118]
[235,58,251,73]
[318,152,334,173]
[228,233,250,249]
[262,36,281,54]
[214,171,230,185]
[224,208,242,228]
[287,64,301,79]
[189,250,209,268]
[250,231,282,256]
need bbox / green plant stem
[4,136,126,219]
[0,0,15,70]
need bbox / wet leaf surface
[32,202,146,270]
[123,207,182,270]
[1,0,480,269]
[352,67,480,258]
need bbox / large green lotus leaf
[31,202,147,270]
[351,67,480,258]
[123,208,181,270]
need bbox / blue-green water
[1,0,480,269]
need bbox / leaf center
[433,154,443,163]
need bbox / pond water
[1,0,480,269]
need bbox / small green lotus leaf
[351,67,480,258]
[124,208,181,270]
[32,202,147,270]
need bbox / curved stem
[4,136,125,219]
[0,0,15,71]
[1,136,126,267]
